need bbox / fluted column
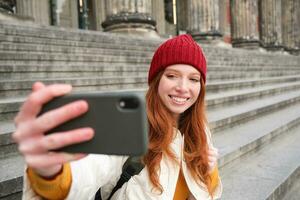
[230,0,260,48]
[187,0,222,42]
[16,0,50,25]
[102,0,158,37]
[219,0,231,43]
[93,0,106,31]
[151,0,165,35]
[259,0,283,51]
[282,0,300,54]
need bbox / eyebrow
[165,69,201,76]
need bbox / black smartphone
[39,90,148,156]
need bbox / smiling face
[158,64,201,120]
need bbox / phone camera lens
[119,101,126,108]
[119,97,139,110]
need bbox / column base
[284,47,300,56]
[0,11,34,24]
[102,23,159,38]
[189,31,223,43]
[263,44,285,52]
[232,38,261,49]
[102,12,159,38]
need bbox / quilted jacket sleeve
[22,154,128,200]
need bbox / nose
[175,79,188,93]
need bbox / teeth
[171,96,188,104]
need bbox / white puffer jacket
[22,129,222,200]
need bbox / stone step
[0,51,300,70]
[1,42,298,67]
[0,25,298,66]
[0,42,155,58]
[0,51,152,64]
[2,80,300,122]
[208,88,300,132]
[1,22,298,62]
[0,66,149,80]
[0,33,158,53]
[0,21,162,46]
[0,192,22,200]
[0,48,297,68]
[1,62,299,73]
[2,84,300,157]
[1,64,299,80]
[0,154,24,199]
[207,75,300,93]
[205,80,300,108]
[0,121,16,159]
[1,21,299,58]
[0,76,148,98]
[214,100,300,167]
[219,117,300,200]
[2,75,300,99]
[1,61,299,77]
[280,166,300,200]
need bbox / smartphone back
[40,91,148,156]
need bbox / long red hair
[143,70,214,196]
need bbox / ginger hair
[143,70,214,197]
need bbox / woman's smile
[169,95,190,105]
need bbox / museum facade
[0,0,299,54]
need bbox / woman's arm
[22,155,128,200]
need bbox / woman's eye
[166,74,176,79]
[190,78,200,82]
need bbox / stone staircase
[0,20,300,199]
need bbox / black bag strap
[95,156,144,200]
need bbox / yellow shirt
[173,169,190,200]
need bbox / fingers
[19,128,94,154]
[208,146,219,172]
[34,100,89,136]
[13,100,88,143]
[15,84,72,124]
[32,82,45,92]
[208,147,219,158]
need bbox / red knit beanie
[148,34,207,84]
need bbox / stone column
[93,0,106,31]
[177,0,188,33]
[102,0,158,38]
[16,0,50,25]
[230,0,260,48]
[58,0,78,28]
[186,0,222,42]
[259,0,283,51]
[219,0,231,43]
[151,0,166,35]
[282,0,300,54]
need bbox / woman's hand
[208,146,219,173]
[12,82,94,178]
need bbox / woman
[13,34,222,199]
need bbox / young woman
[13,34,222,200]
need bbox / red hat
[148,34,207,84]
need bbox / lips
[169,95,190,105]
